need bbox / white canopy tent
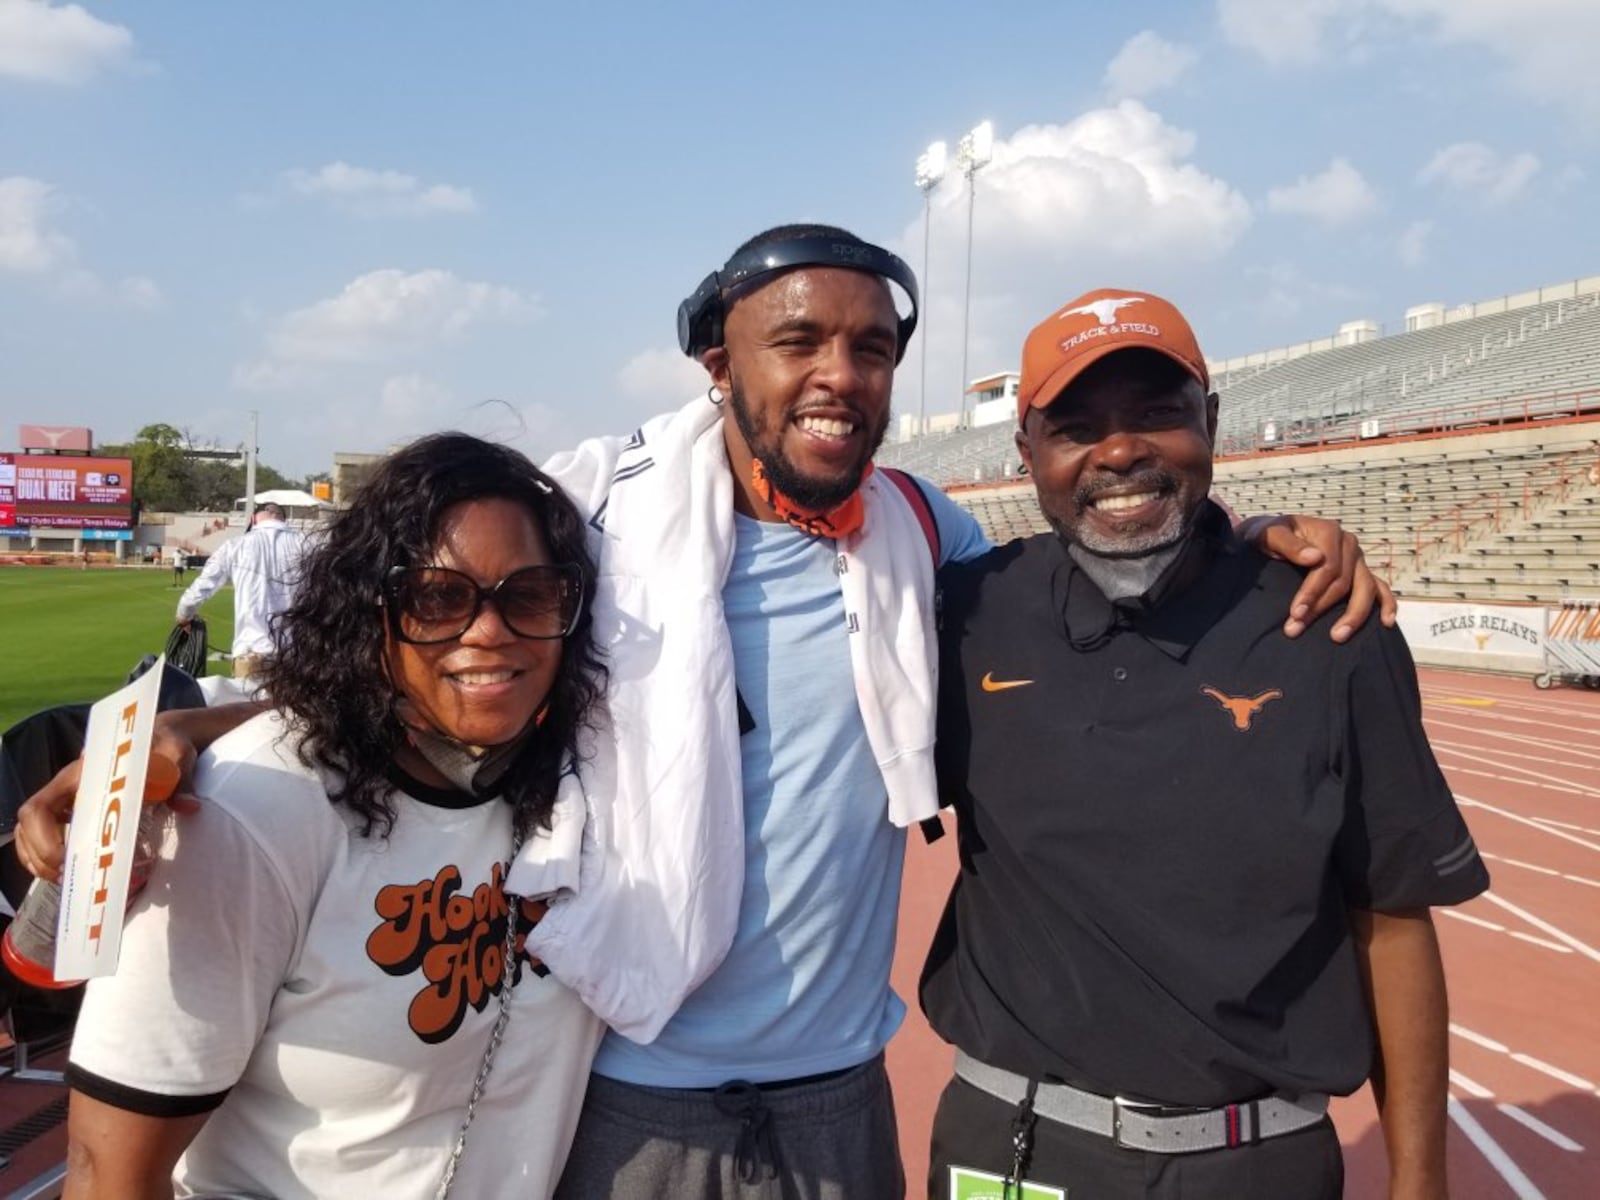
[230,488,334,528]
[250,488,332,509]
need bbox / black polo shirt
[920,505,1489,1108]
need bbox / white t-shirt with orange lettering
[68,712,602,1200]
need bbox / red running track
[887,667,1600,1199]
[1,669,1594,1196]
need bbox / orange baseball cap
[1016,288,1209,425]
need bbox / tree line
[97,423,328,514]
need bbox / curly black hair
[257,433,605,840]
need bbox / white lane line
[1447,1095,1546,1200]
[1486,856,1560,877]
[1457,797,1600,855]
[1498,1104,1585,1152]
[1434,758,1593,799]
[1446,771,1593,800]
[1437,909,1573,955]
[1449,1012,1593,1151]
[1428,723,1600,769]
[1482,853,1600,889]
[1440,909,1505,932]
[1508,932,1574,954]
[1510,1053,1599,1093]
[1425,708,1600,745]
[1438,746,1600,799]
[1451,1024,1510,1054]
[1531,818,1600,839]
[1451,1024,1600,1098]
[1479,890,1600,964]
[1450,1069,1495,1099]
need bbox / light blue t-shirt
[594,483,989,1086]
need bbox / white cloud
[947,102,1252,264]
[1397,219,1433,267]
[1386,0,1600,124]
[1266,158,1379,226]
[1220,0,1600,124]
[281,162,478,218]
[588,346,710,438]
[1552,164,1587,192]
[1418,142,1540,205]
[0,0,135,84]
[0,175,160,308]
[117,274,163,309]
[1104,31,1197,100]
[617,346,708,406]
[894,102,1250,419]
[1217,0,1351,67]
[0,176,74,271]
[378,373,454,423]
[231,359,312,393]
[264,268,537,365]
[1241,260,1366,319]
[58,267,164,309]
[263,380,589,474]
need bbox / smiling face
[1017,349,1219,558]
[384,498,563,748]
[704,266,898,516]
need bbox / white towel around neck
[511,394,940,1043]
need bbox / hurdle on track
[1535,600,1600,688]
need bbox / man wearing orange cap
[921,290,1488,1199]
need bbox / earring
[706,384,725,407]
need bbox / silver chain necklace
[435,827,524,1200]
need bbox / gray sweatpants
[553,1055,905,1200]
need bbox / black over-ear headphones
[676,234,920,364]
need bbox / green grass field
[0,566,234,730]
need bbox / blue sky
[2,0,1596,476]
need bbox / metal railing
[1216,385,1600,458]
[1405,449,1592,579]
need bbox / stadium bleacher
[1211,292,1600,450]
[885,275,1600,605]
[879,278,1600,490]
[876,422,1026,487]
[938,426,1600,604]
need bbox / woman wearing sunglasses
[61,433,608,1199]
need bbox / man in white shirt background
[176,502,306,679]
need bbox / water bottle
[1,751,182,989]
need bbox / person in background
[176,502,305,678]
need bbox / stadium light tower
[956,120,994,428]
[913,140,948,438]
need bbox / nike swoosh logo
[981,672,1035,692]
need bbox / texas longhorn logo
[366,862,548,1045]
[1200,686,1284,732]
[1061,296,1145,327]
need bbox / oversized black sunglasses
[383,564,585,645]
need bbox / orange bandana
[750,459,871,539]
